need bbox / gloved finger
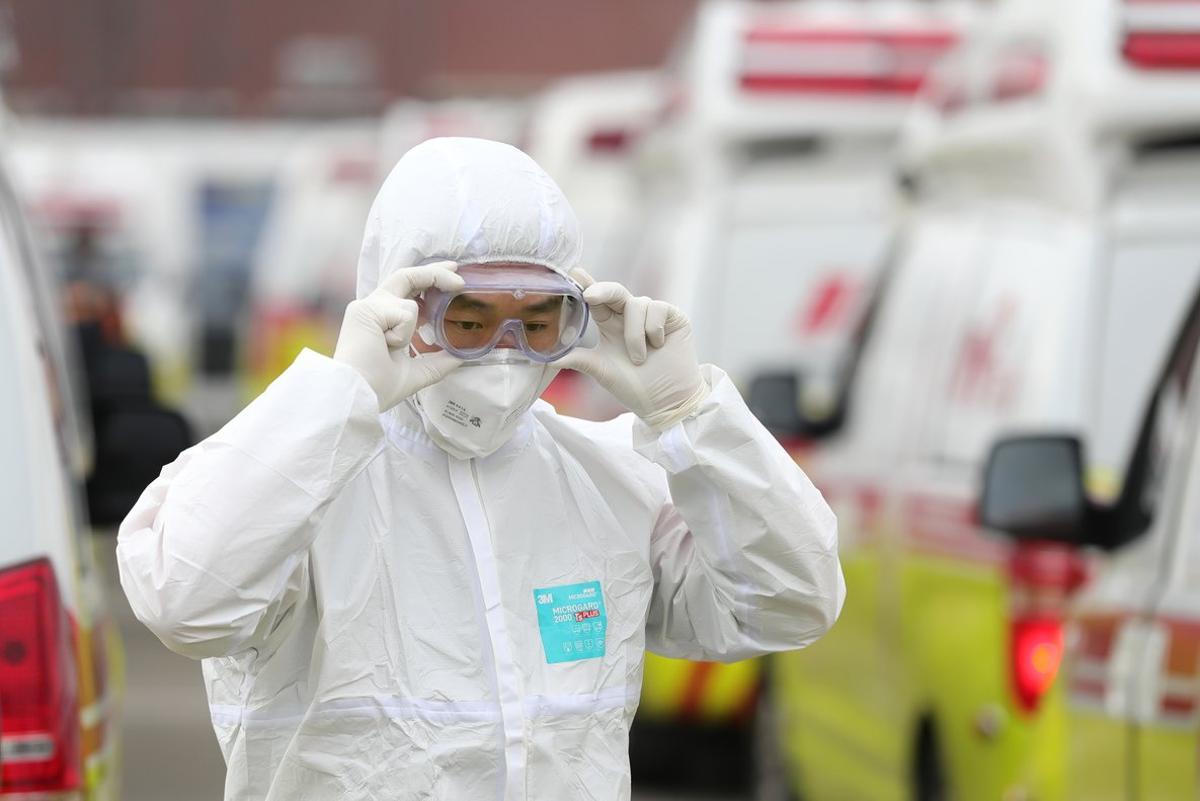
[582,281,631,325]
[553,346,606,380]
[645,301,670,349]
[662,302,690,336]
[383,328,410,349]
[623,295,651,366]
[362,293,418,346]
[380,261,463,299]
[569,267,596,289]
[407,350,464,392]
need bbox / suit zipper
[448,457,527,801]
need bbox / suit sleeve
[115,349,384,660]
[636,365,845,662]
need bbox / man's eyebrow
[450,296,494,312]
[523,298,564,314]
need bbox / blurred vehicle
[525,71,666,420]
[980,283,1200,801]
[7,121,365,434]
[634,0,976,420]
[379,97,527,168]
[621,0,976,783]
[246,127,380,398]
[0,137,121,798]
[765,0,1200,798]
[7,132,194,406]
[526,70,665,292]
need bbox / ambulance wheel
[751,680,803,801]
[913,718,949,801]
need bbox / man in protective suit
[117,138,845,801]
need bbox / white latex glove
[556,269,709,430]
[333,261,465,411]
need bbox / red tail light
[1006,542,1087,715]
[740,27,958,96]
[1123,1,1200,69]
[1011,617,1064,714]
[0,558,82,793]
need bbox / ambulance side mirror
[979,435,1090,543]
[747,370,845,442]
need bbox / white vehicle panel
[0,222,75,579]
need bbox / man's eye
[524,322,548,333]
[450,320,483,331]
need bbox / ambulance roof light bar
[1123,0,1200,70]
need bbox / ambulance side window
[1176,354,1200,585]
[1118,288,1200,543]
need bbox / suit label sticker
[533,581,607,664]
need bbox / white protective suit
[117,138,845,801]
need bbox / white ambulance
[765,0,1200,799]
[523,71,667,420]
[245,125,381,398]
[617,0,976,787]
[0,139,119,797]
[981,285,1200,801]
[525,70,665,291]
[632,0,977,428]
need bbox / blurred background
[6,0,1200,800]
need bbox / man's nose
[495,328,520,349]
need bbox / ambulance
[620,0,977,773]
[525,70,665,292]
[981,286,1200,801]
[632,0,977,421]
[8,120,357,434]
[523,71,667,420]
[245,126,380,399]
[764,0,1200,798]
[0,134,120,797]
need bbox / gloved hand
[333,261,465,411]
[556,269,709,430]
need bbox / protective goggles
[417,264,589,363]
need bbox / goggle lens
[422,286,587,362]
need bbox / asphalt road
[97,534,732,801]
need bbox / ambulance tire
[751,679,803,801]
[628,718,749,793]
[913,718,950,801]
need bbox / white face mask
[412,351,558,460]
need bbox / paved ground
[97,534,732,801]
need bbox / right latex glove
[333,261,464,411]
[555,269,710,430]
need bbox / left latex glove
[332,261,465,412]
[555,269,709,430]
